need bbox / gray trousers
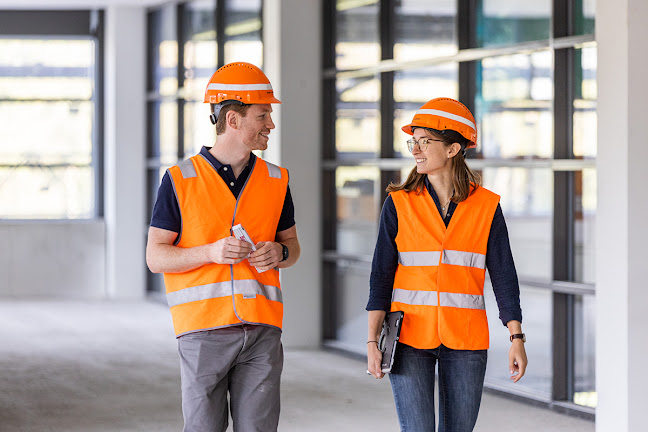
[177,324,283,432]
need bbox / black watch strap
[280,243,289,262]
[510,333,526,343]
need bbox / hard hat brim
[401,123,477,149]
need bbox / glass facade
[336,76,381,158]
[323,0,596,414]
[476,0,551,47]
[335,0,380,70]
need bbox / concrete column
[104,6,147,299]
[263,0,322,348]
[596,0,648,429]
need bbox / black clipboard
[379,311,404,373]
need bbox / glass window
[332,259,372,354]
[149,101,179,165]
[573,47,596,159]
[478,51,553,159]
[573,294,596,407]
[574,168,596,284]
[476,0,551,47]
[336,76,380,158]
[393,64,458,158]
[394,0,457,62]
[224,0,263,66]
[184,101,216,157]
[149,6,178,96]
[485,283,552,397]
[0,38,97,219]
[336,0,380,69]
[574,0,595,36]
[336,167,379,257]
[183,0,217,101]
[482,167,553,280]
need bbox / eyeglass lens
[407,139,429,153]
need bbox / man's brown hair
[212,103,252,135]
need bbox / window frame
[322,0,596,419]
[0,10,104,220]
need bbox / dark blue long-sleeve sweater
[366,178,522,326]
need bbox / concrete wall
[103,6,147,299]
[263,0,322,348]
[0,221,105,297]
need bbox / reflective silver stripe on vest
[392,288,438,306]
[439,292,485,310]
[392,289,484,310]
[178,158,197,179]
[167,279,282,308]
[398,251,441,266]
[265,161,282,179]
[442,250,486,269]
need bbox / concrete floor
[0,300,595,432]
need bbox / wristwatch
[280,243,289,262]
[510,333,526,343]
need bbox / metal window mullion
[216,0,226,68]
[325,34,595,80]
[379,0,396,205]
[177,3,186,160]
[259,0,264,65]
[322,0,338,343]
[458,0,477,155]
[552,0,576,404]
[93,11,105,219]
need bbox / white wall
[104,6,147,299]
[596,0,648,429]
[263,0,322,348]
[0,222,105,297]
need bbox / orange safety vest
[390,185,500,350]
[163,154,288,337]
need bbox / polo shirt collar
[200,146,256,171]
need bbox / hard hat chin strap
[210,100,247,124]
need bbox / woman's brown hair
[386,128,481,203]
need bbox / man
[146,62,300,432]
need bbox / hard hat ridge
[204,62,281,105]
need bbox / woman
[366,97,527,432]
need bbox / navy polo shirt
[150,147,295,238]
[366,178,522,326]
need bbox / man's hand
[206,236,253,265]
[509,340,528,383]
[248,241,283,272]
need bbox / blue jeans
[389,343,487,432]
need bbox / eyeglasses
[406,138,443,153]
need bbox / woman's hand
[367,341,385,379]
[509,340,528,383]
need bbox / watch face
[281,244,289,261]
